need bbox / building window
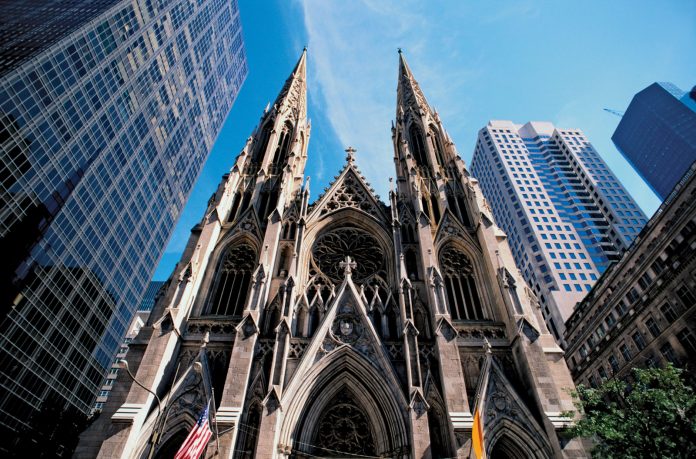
[440,245,485,321]
[632,331,647,351]
[626,287,640,305]
[645,318,660,338]
[620,344,632,362]
[675,285,696,307]
[677,328,696,354]
[660,342,679,365]
[609,354,620,373]
[209,243,257,316]
[598,366,608,381]
[660,302,678,322]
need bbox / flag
[174,402,213,459]
[472,406,485,459]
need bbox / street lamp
[117,359,163,459]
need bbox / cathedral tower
[79,51,587,458]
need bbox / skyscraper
[471,120,647,343]
[0,0,247,440]
[79,51,586,459]
[612,82,696,200]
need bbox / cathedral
[78,50,587,458]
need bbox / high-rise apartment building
[471,120,647,343]
[0,0,247,439]
[612,82,696,200]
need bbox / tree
[565,364,696,459]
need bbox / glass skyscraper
[0,0,247,439]
[612,82,696,200]
[471,121,647,345]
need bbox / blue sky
[153,0,696,280]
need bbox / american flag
[174,403,213,459]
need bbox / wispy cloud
[297,0,481,198]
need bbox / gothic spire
[396,50,431,116]
[272,48,307,121]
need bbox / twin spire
[273,47,430,124]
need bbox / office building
[612,82,696,200]
[471,120,647,343]
[91,281,162,413]
[565,163,696,387]
[79,51,586,459]
[0,0,247,440]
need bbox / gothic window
[440,245,485,320]
[228,191,241,222]
[209,244,256,316]
[409,124,428,166]
[294,305,309,337]
[311,227,386,284]
[258,184,279,222]
[312,390,376,457]
[401,223,416,243]
[429,125,446,167]
[430,194,441,223]
[456,195,472,227]
[405,249,419,280]
[253,123,273,163]
[282,220,297,239]
[238,191,252,216]
[271,121,293,169]
[264,301,281,336]
[236,401,262,458]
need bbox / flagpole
[211,387,220,455]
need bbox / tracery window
[429,125,446,167]
[253,123,273,163]
[209,243,256,316]
[409,124,428,166]
[311,227,385,284]
[312,390,376,457]
[271,121,293,169]
[439,245,485,320]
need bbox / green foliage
[566,365,696,459]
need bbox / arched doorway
[489,434,529,459]
[310,388,376,457]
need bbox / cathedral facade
[78,51,587,458]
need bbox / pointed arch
[253,122,273,163]
[409,123,428,166]
[279,348,410,457]
[271,120,294,169]
[439,244,485,320]
[428,123,447,167]
[486,419,553,459]
[207,243,257,316]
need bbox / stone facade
[565,163,696,387]
[78,51,586,458]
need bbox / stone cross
[339,255,357,277]
[345,146,356,163]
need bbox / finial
[339,256,357,278]
[483,337,492,354]
[345,146,356,163]
[303,45,308,51]
[389,177,394,192]
[398,47,402,54]
[201,331,210,348]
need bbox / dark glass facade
[612,82,696,200]
[0,0,247,437]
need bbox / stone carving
[318,170,382,219]
[312,227,385,283]
[320,299,374,361]
[313,389,376,456]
